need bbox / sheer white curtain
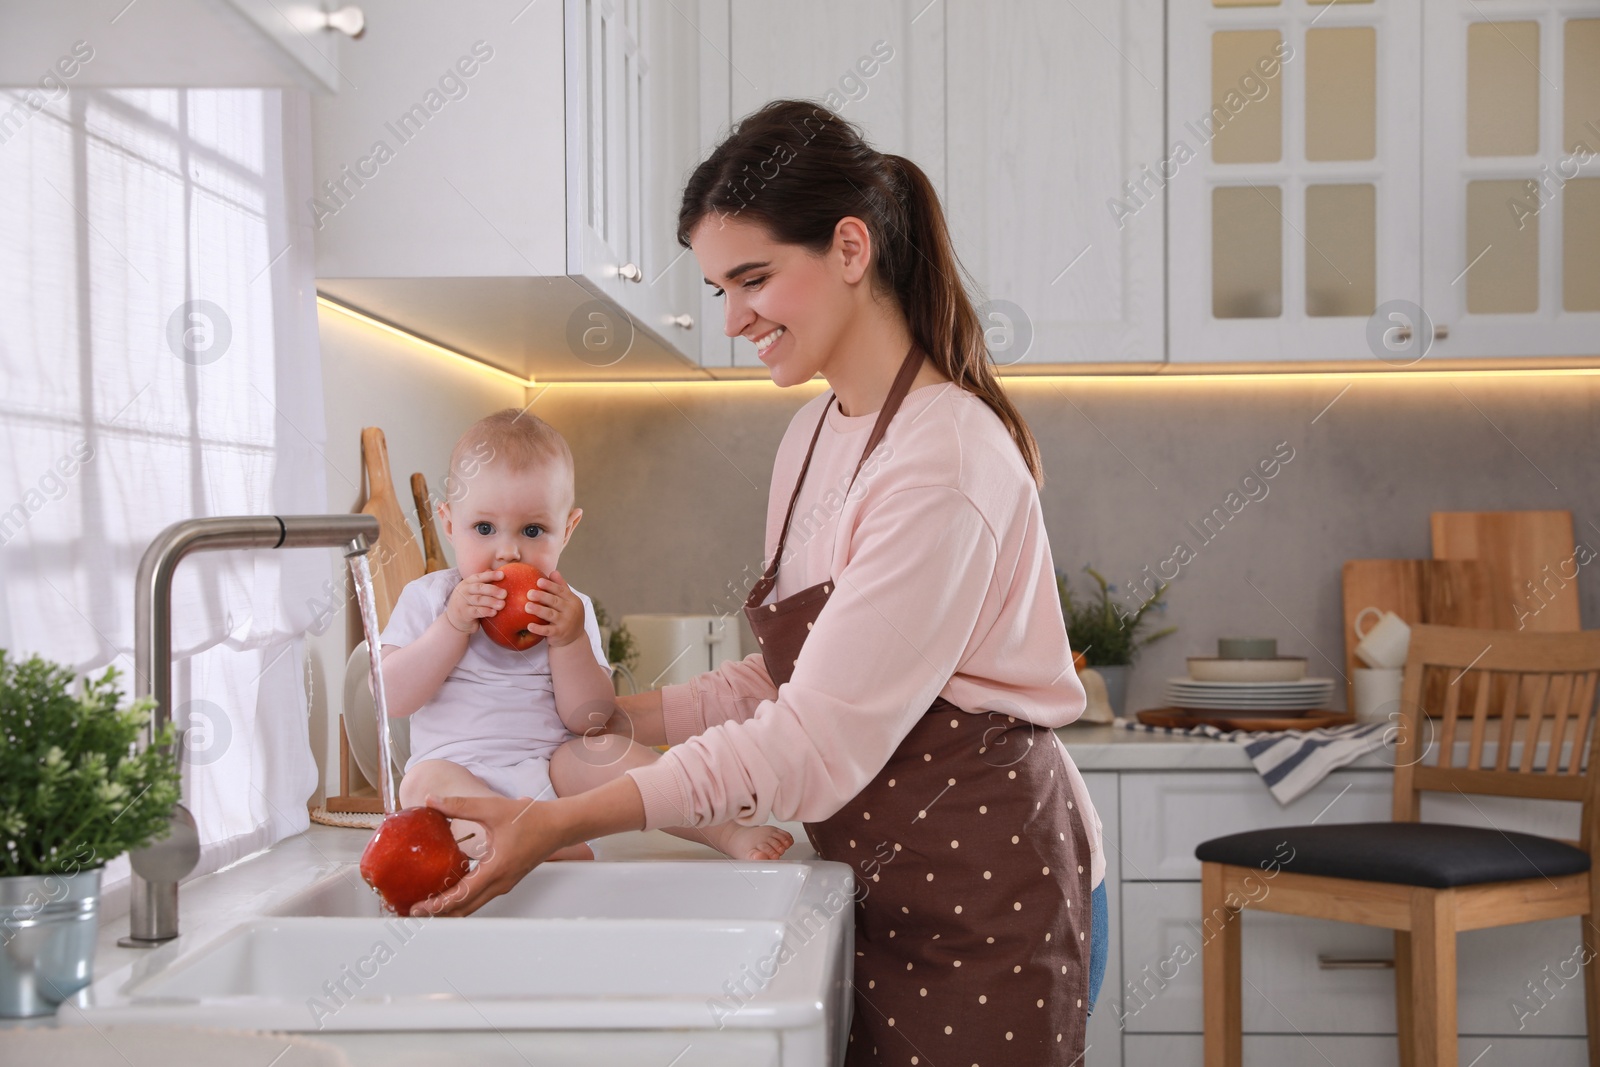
[0,87,334,887]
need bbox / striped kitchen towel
[1116,718,1392,805]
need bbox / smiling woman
[412,99,1106,1066]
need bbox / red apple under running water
[359,806,472,915]
[479,562,546,651]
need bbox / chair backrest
[1392,624,1600,847]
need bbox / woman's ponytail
[881,153,1044,487]
[679,100,1045,487]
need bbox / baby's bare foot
[719,824,794,861]
[549,842,595,861]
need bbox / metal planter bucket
[0,867,102,1017]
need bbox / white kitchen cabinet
[705,0,943,368]
[690,0,732,367]
[1118,770,1392,881]
[1100,766,1591,1062]
[944,0,1166,365]
[310,0,706,378]
[1121,880,1400,1035]
[641,0,709,363]
[1420,0,1600,358]
[1167,0,1600,365]
[1166,0,1423,363]
[0,0,347,92]
[1121,881,1589,1038]
[697,0,1164,369]
[568,0,703,349]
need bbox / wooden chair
[1197,624,1600,1067]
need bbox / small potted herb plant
[591,601,640,695]
[1058,565,1176,717]
[0,651,181,1017]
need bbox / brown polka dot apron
[745,342,1093,1066]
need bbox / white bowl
[1186,656,1308,683]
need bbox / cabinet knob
[617,263,643,283]
[315,5,366,37]
[668,314,694,329]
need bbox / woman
[414,99,1108,1064]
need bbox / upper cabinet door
[1167,0,1422,364]
[721,0,943,367]
[1421,0,1600,359]
[313,0,566,280]
[567,0,646,313]
[0,0,347,91]
[945,0,1166,366]
[641,0,708,363]
[691,0,733,367]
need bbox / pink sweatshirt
[624,382,1105,885]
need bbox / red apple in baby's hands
[480,562,546,651]
[359,806,472,915]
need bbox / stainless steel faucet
[119,514,380,948]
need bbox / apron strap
[747,340,926,606]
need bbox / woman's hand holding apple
[407,793,564,917]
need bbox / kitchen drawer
[1120,882,1588,1036]
[1119,771,1391,881]
[1120,882,1396,1035]
[1118,771,1582,882]
[1124,1033,1588,1067]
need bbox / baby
[379,408,791,862]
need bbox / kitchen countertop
[1056,714,1584,775]
[1053,721,1394,772]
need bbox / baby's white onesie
[378,567,611,802]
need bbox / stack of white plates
[1165,677,1336,712]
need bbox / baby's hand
[445,569,508,634]
[523,570,586,648]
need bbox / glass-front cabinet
[1421,0,1600,358]
[1168,0,1599,364]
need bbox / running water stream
[348,552,398,814]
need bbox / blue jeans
[1087,879,1108,1016]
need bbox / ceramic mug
[1353,607,1411,669]
[1352,667,1404,723]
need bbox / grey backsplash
[535,373,1600,715]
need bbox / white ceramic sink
[67,861,854,1067]
[265,857,815,920]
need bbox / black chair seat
[1195,822,1591,889]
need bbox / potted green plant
[590,601,640,694]
[1058,565,1177,717]
[0,651,181,1017]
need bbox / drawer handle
[1317,955,1395,970]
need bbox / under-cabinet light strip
[316,294,537,389]
[317,295,1600,386]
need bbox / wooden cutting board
[1137,708,1354,732]
[359,427,425,630]
[410,472,449,573]
[1341,559,1496,713]
[1431,510,1581,632]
